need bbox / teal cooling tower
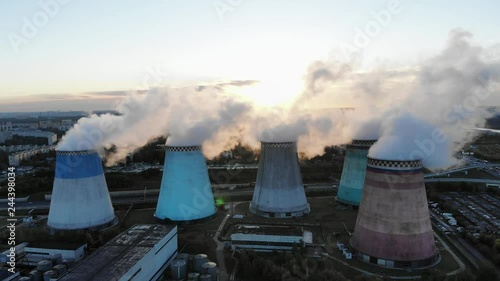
[155,146,216,222]
[336,139,377,206]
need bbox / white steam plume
[57,29,499,170]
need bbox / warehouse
[58,224,177,281]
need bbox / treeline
[236,249,496,281]
[464,234,500,267]
[0,168,54,197]
[131,137,166,164]
[237,248,351,281]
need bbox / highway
[430,212,489,269]
[424,178,500,184]
[0,184,335,211]
[424,163,500,178]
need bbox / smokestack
[336,139,377,206]
[155,146,216,222]
[350,158,439,268]
[250,142,310,218]
[48,150,115,230]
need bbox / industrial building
[0,121,12,132]
[155,145,216,222]
[22,242,87,263]
[47,150,115,230]
[230,225,313,252]
[58,224,178,281]
[250,142,310,218]
[336,139,377,206]
[13,130,58,145]
[7,145,55,166]
[351,158,439,269]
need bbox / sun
[234,79,304,107]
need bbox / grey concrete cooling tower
[250,142,310,218]
[48,150,115,230]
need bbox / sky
[0,0,499,111]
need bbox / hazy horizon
[1,1,500,112]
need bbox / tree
[475,264,499,281]
[452,270,475,281]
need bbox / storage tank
[200,274,212,281]
[201,262,217,281]
[49,253,63,265]
[43,270,57,281]
[37,260,52,272]
[351,158,439,269]
[250,142,310,218]
[336,139,377,206]
[171,259,187,280]
[62,258,75,268]
[302,231,313,245]
[53,264,67,275]
[187,272,200,281]
[155,145,216,222]
[30,269,42,281]
[177,253,190,268]
[48,150,115,230]
[193,254,208,273]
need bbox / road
[1,184,336,211]
[213,207,235,281]
[430,212,489,268]
[424,178,500,184]
[424,163,500,178]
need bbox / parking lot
[439,192,500,234]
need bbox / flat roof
[232,225,303,236]
[58,224,176,281]
[25,241,86,251]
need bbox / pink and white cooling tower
[350,158,439,268]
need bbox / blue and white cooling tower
[336,139,377,207]
[47,150,115,230]
[155,146,216,222]
[250,142,310,218]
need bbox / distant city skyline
[1,0,500,111]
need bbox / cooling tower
[48,150,115,230]
[336,139,377,206]
[155,146,216,222]
[250,142,310,218]
[350,158,439,269]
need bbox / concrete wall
[250,142,309,217]
[351,159,437,263]
[48,150,115,230]
[155,146,216,221]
